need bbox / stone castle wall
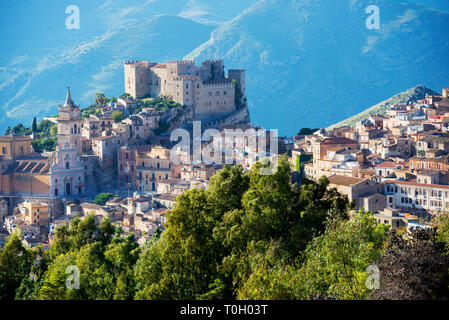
[124,59,244,123]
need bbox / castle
[124,59,246,122]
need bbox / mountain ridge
[186,0,449,135]
[327,85,439,129]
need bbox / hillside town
[0,58,448,250]
[298,87,449,229]
[0,59,252,248]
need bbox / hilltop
[327,85,439,129]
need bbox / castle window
[66,162,70,170]
[197,84,199,89]
[1,147,6,154]
[224,91,227,95]
[209,92,212,97]
[216,91,219,96]
[186,84,189,89]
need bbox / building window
[65,162,70,169]
[2,147,7,154]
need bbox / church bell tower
[57,87,82,155]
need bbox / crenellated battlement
[166,60,195,65]
[202,59,223,65]
[202,80,234,89]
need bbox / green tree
[119,93,131,99]
[0,233,33,300]
[32,117,38,133]
[50,125,57,137]
[95,93,108,106]
[434,212,449,251]
[5,126,11,135]
[94,193,114,206]
[40,216,138,300]
[111,111,124,123]
[297,128,320,135]
[294,210,389,300]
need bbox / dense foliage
[4,119,57,153]
[134,96,185,114]
[1,157,449,300]
[94,193,115,206]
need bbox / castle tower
[51,88,86,198]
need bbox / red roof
[384,179,449,190]
[375,162,397,168]
[321,137,357,145]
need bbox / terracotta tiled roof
[375,162,397,168]
[321,137,358,145]
[328,175,364,186]
[384,179,449,190]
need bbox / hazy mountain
[409,0,448,12]
[0,14,213,131]
[328,85,439,129]
[186,0,449,135]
